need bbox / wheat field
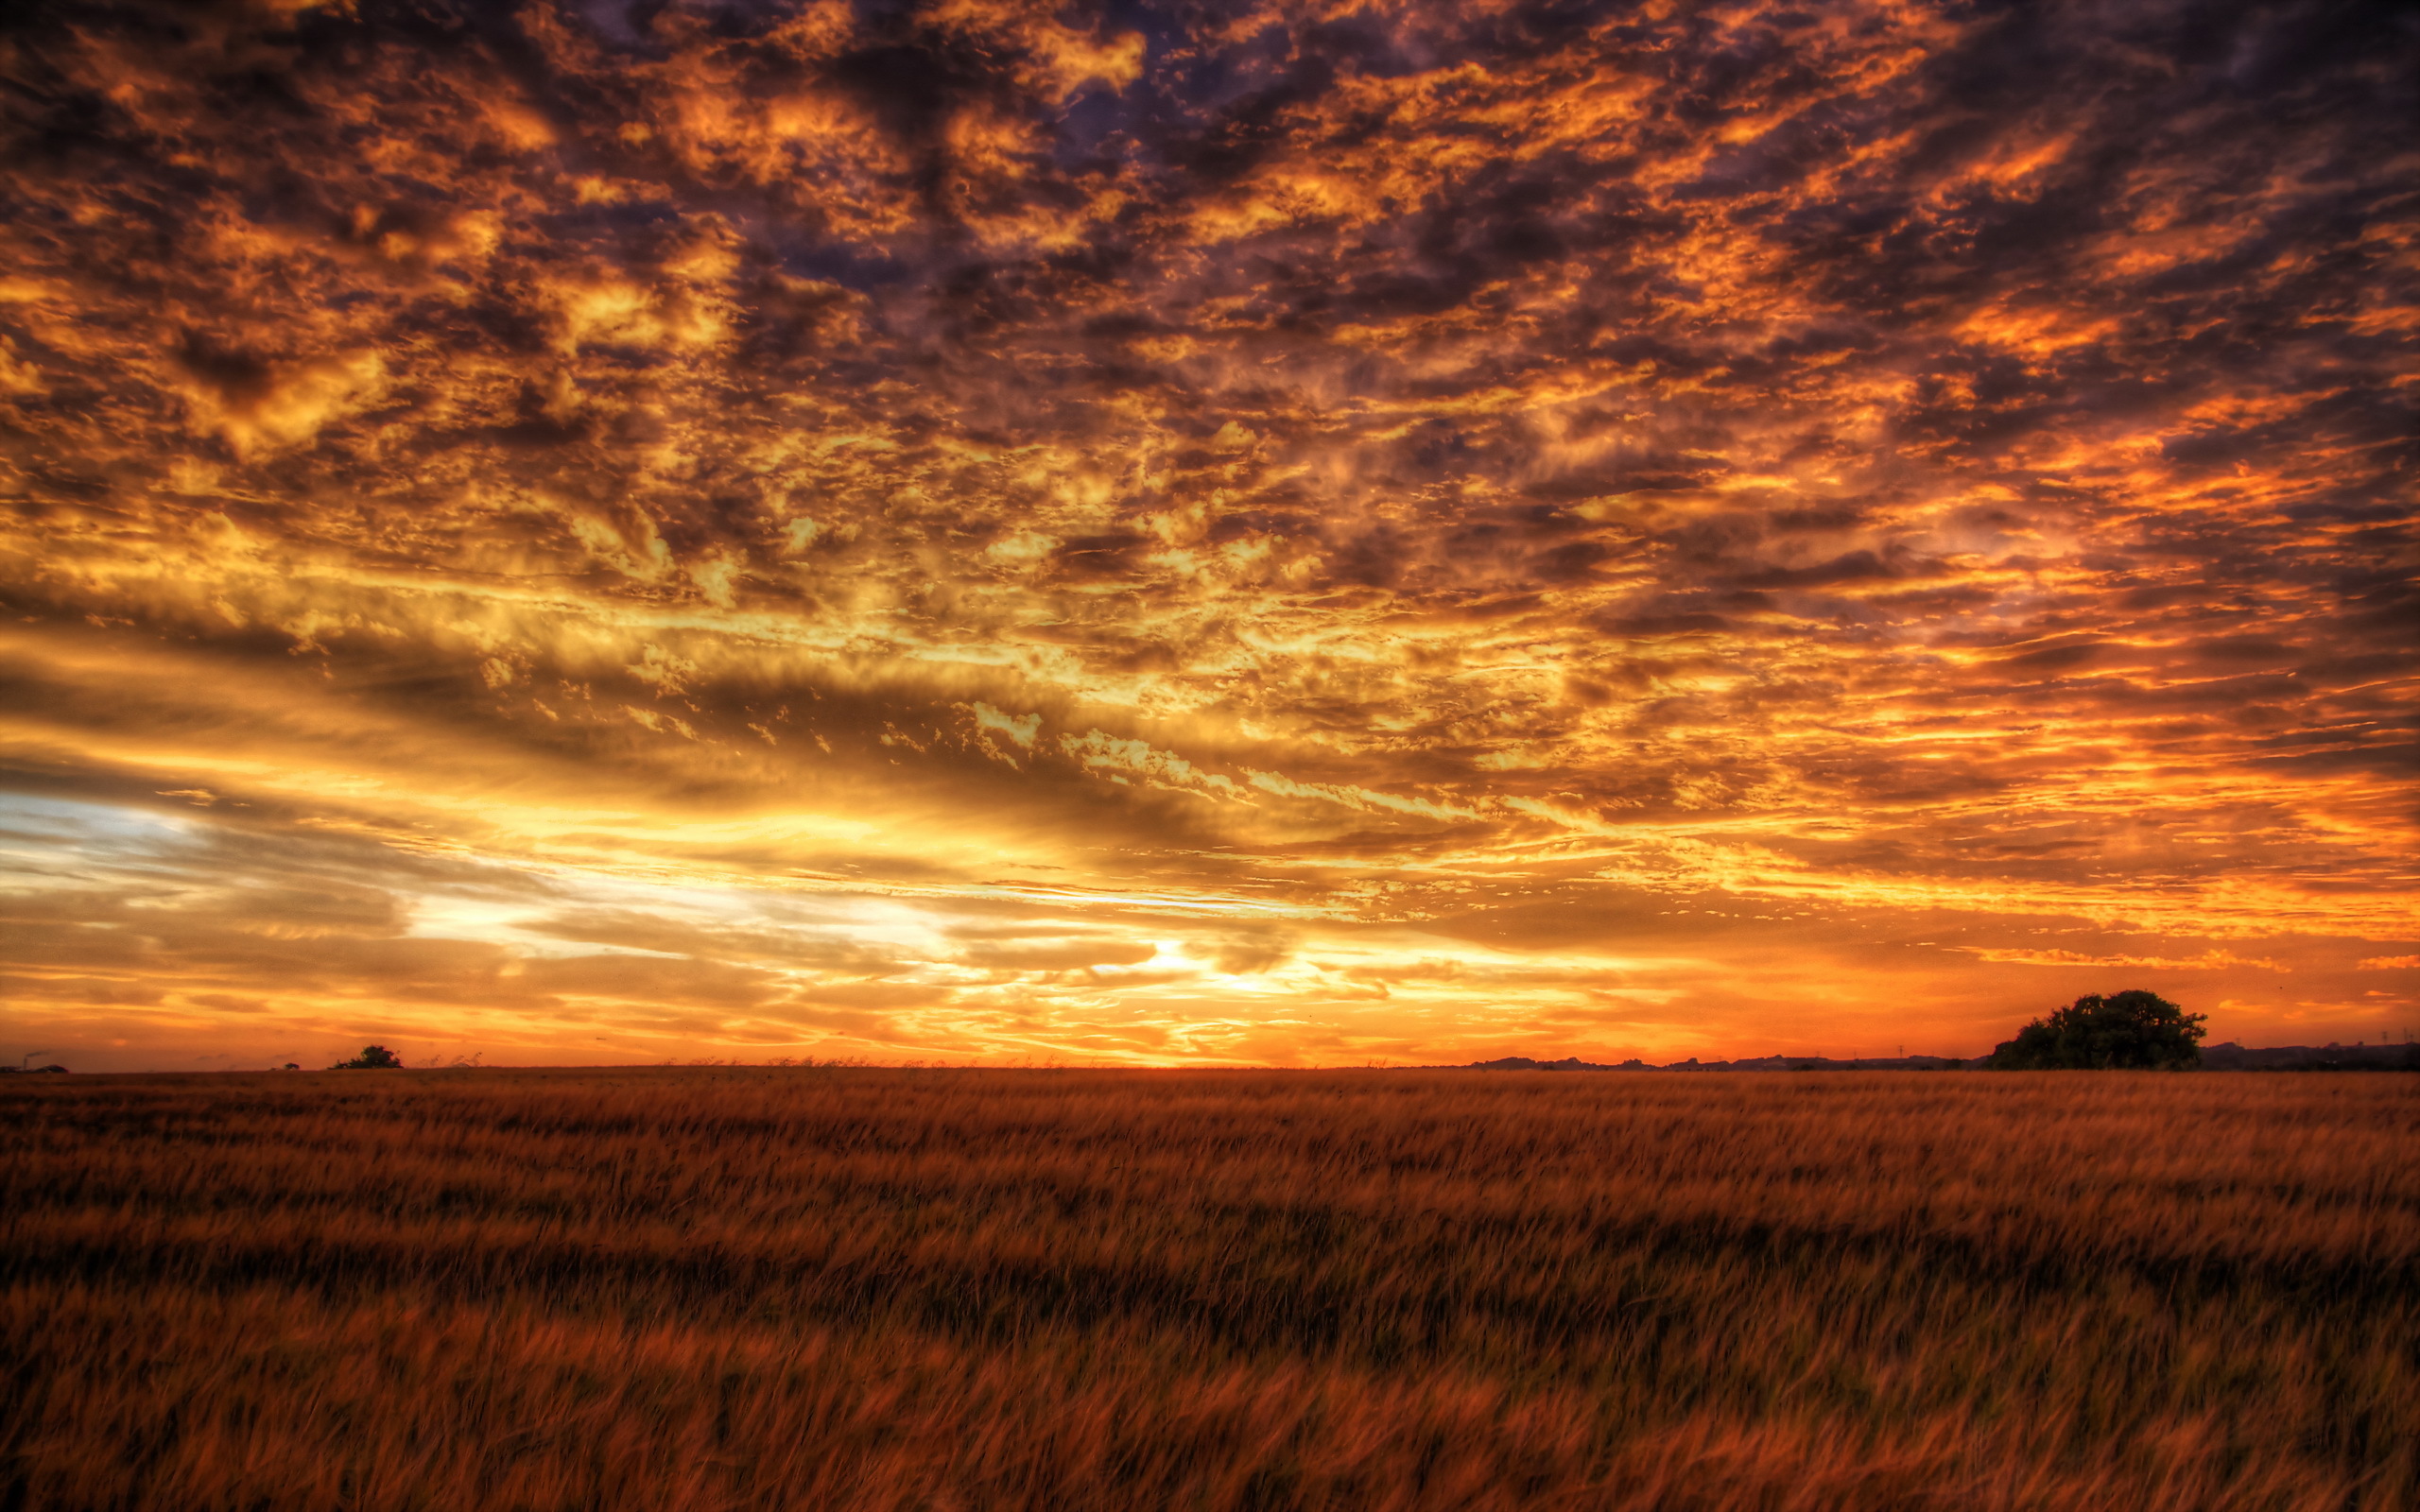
[3,1068,2413,1510]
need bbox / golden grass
[3,1069,2413,1510]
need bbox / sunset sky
[1,0,2412,1070]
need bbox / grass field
[3,1069,2414,1510]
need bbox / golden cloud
[0,0,2410,1068]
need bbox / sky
[0,0,2412,1071]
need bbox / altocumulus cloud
[0,0,2412,1068]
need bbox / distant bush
[1988,990,2206,1069]
[329,1045,404,1070]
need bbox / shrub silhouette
[1988,990,2206,1069]
[330,1045,404,1070]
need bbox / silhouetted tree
[1987,990,2206,1069]
[330,1044,404,1070]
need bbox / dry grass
[2,1069,2413,1510]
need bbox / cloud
[1964,949,2289,973]
[0,0,2409,1066]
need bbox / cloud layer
[1,0,2412,1067]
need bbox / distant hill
[1467,1054,1966,1072]
[2199,1041,2418,1071]
[1466,1044,2417,1072]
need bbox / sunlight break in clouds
[0,0,2412,1069]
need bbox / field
[3,1070,2414,1511]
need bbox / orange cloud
[0,0,2410,1069]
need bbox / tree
[330,1044,404,1070]
[1987,990,2206,1069]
